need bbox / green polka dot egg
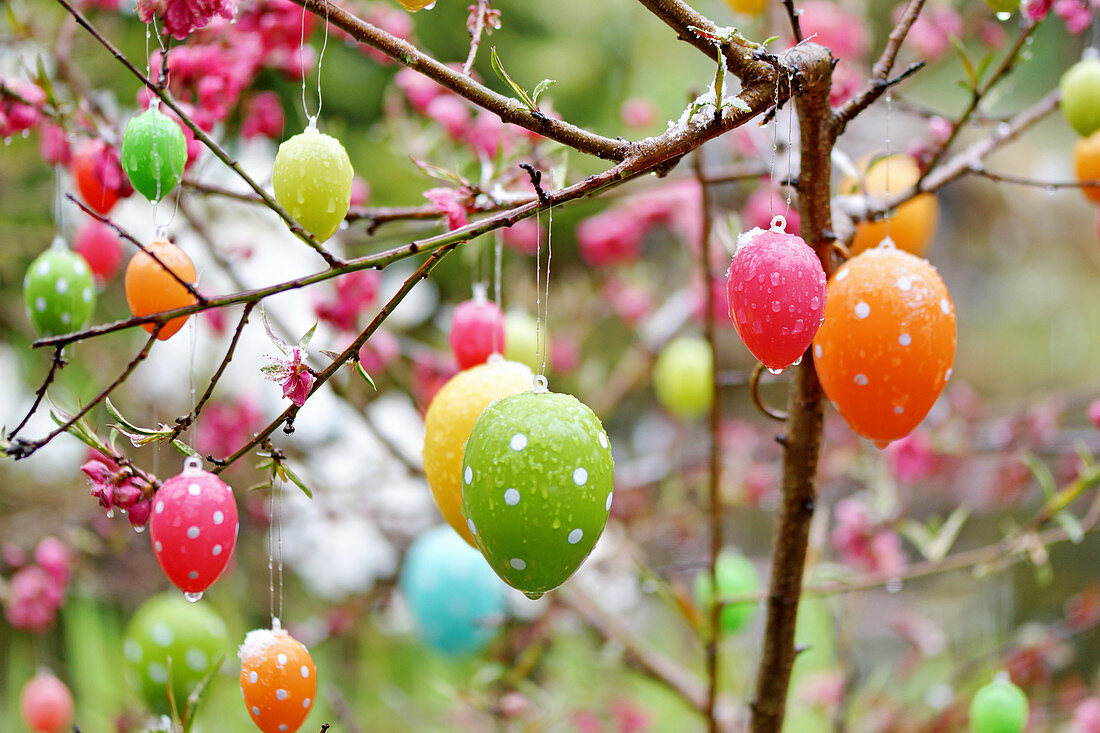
[461,386,614,599]
[121,106,187,202]
[123,593,229,711]
[23,243,96,337]
[272,121,353,243]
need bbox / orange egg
[1074,130,1100,204]
[844,154,939,257]
[239,626,316,733]
[812,244,956,446]
[124,238,198,340]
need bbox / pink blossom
[426,95,472,140]
[358,5,414,65]
[829,61,864,108]
[137,0,236,40]
[314,270,381,332]
[621,97,658,128]
[928,116,952,145]
[240,91,284,139]
[1023,0,1053,21]
[5,566,63,633]
[692,275,733,327]
[1055,0,1093,33]
[263,347,315,407]
[577,208,646,267]
[464,108,514,158]
[832,498,907,575]
[612,699,652,733]
[412,352,458,410]
[742,186,802,236]
[900,5,962,61]
[79,0,122,8]
[798,671,845,708]
[571,711,602,733]
[350,177,371,208]
[396,67,446,113]
[358,329,401,373]
[501,217,543,255]
[884,431,939,483]
[33,538,72,588]
[0,79,45,137]
[980,20,1009,47]
[424,187,470,231]
[795,1,869,60]
[602,277,653,327]
[1074,698,1100,733]
[550,336,581,375]
[81,457,116,511]
[112,478,146,510]
[127,500,153,529]
[196,397,264,457]
[1088,399,1100,430]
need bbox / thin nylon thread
[300,0,331,122]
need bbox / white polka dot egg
[460,388,614,599]
[149,458,239,598]
[239,625,316,733]
[23,244,96,337]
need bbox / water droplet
[106,508,115,518]
[792,356,802,366]
[995,10,1011,19]
[767,366,785,375]
[524,590,543,600]
[886,578,902,594]
[771,300,781,313]
[184,591,203,603]
[133,524,146,533]
[770,272,781,286]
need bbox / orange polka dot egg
[239,624,316,733]
[812,243,956,446]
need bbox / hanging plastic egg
[1061,53,1100,137]
[71,139,126,215]
[1074,130,1100,203]
[450,293,506,370]
[121,106,188,202]
[123,593,229,711]
[844,154,939,257]
[23,244,96,336]
[726,218,827,372]
[423,358,533,546]
[692,551,761,634]
[461,387,614,599]
[652,335,713,419]
[124,237,198,340]
[272,121,353,243]
[149,457,239,597]
[503,310,539,369]
[19,671,74,733]
[724,0,767,14]
[74,220,123,284]
[813,244,956,446]
[969,675,1028,733]
[395,0,437,10]
[239,624,316,733]
[399,525,509,655]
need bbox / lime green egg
[23,246,96,337]
[121,107,188,202]
[272,125,354,242]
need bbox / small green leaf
[172,440,200,458]
[280,464,313,499]
[355,361,377,390]
[297,323,317,351]
[1055,510,1085,544]
[531,79,557,108]
[182,654,224,733]
[1020,453,1056,500]
[320,349,343,362]
[409,156,468,186]
[490,47,534,110]
[951,36,976,90]
[261,305,290,356]
[762,35,779,46]
[925,506,969,562]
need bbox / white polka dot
[568,528,583,544]
[467,518,477,535]
[82,287,92,303]
[185,648,208,671]
[250,671,258,684]
[61,312,70,325]
[276,689,288,701]
[213,510,224,525]
[55,278,68,294]
[836,268,849,282]
[212,544,222,556]
[504,488,520,506]
[303,698,311,708]
[573,467,588,486]
[898,333,911,346]
[73,259,87,274]
[301,665,310,678]
[155,501,165,514]
[510,433,528,451]
[148,662,167,684]
[945,368,953,380]
[38,261,50,275]
[814,344,822,358]
[124,638,142,662]
[277,653,287,666]
[854,374,868,386]
[154,541,163,552]
[940,297,951,315]
[151,623,173,646]
[464,466,472,485]
[188,570,199,579]
[598,432,609,449]
[854,302,870,319]
[606,492,613,511]
[34,296,46,312]
[186,526,200,539]
[510,558,526,570]
[893,406,904,414]
[896,276,913,291]
[279,726,287,732]
[188,483,201,496]
[252,706,260,716]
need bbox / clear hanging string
[267,482,284,626]
[300,0,331,125]
[768,72,781,223]
[532,206,553,391]
[882,91,893,246]
[493,229,503,355]
[148,16,182,234]
[783,69,795,225]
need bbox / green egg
[461,389,614,599]
[123,594,229,711]
[970,676,1028,733]
[982,0,1019,13]
[503,310,539,370]
[1061,55,1100,138]
[272,124,353,242]
[121,107,188,202]
[653,335,714,419]
[692,551,761,634]
[23,246,96,337]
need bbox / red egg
[73,220,124,284]
[71,140,123,216]
[449,293,505,370]
[149,457,239,597]
[726,218,827,371]
[813,244,956,446]
[20,671,73,733]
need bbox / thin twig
[462,0,492,77]
[6,346,66,440]
[780,0,803,43]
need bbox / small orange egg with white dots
[238,623,316,733]
[812,242,956,447]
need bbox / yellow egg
[724,0,767,15]
[422,358,534,546]
[844,154,939,257]
[395,0,436,10]
[272,124,353,243]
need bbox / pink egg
[726,221,827,371]
[73,220,124,284]
[449,296,505,370]
[20,671,73,733]
[149,458,239,597]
